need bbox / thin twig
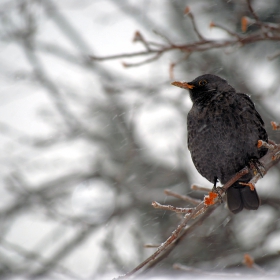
[152,201,193,214]
[210,21,241,39]
[89,50,159,61]
[164,189,201,205]
[133,31,151,51]
[246,0,268,35]
[122,52,163,67]
[185,7,206,41]
[153,29,173,45]
[191,184,210,192]
[169,53,191,79]
[144,244,160,248]
[246,0,260,22]
[174,263,241,276]
[267,50,280,60]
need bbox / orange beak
[171,81,195,90]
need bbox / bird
[172,74,268,214]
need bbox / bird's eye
[198,80,207,86]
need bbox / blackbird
[172,74,268,214]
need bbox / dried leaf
[271,121,280,130]
[241,16,248,32]
[133,31,141,42]
[209,21,215,29]
[243,253,254,268]
[184,6,190,14]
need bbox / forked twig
[91,4,280,69]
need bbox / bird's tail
[226,182,260,214]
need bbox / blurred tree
[0,0,280,279]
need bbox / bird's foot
[249,159,265,177]
[211,185,225,203]
[239,182,255,191]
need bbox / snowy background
[1,0,280,279]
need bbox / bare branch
[90,5,280,69]
[115,140,280,279]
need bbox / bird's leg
[249,159,265,177]
[211,177,224,202]
[212,177,218,192]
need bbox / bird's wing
[237,93,265,126]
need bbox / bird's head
[172,74,235,105]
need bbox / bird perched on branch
[172,74,268,214]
